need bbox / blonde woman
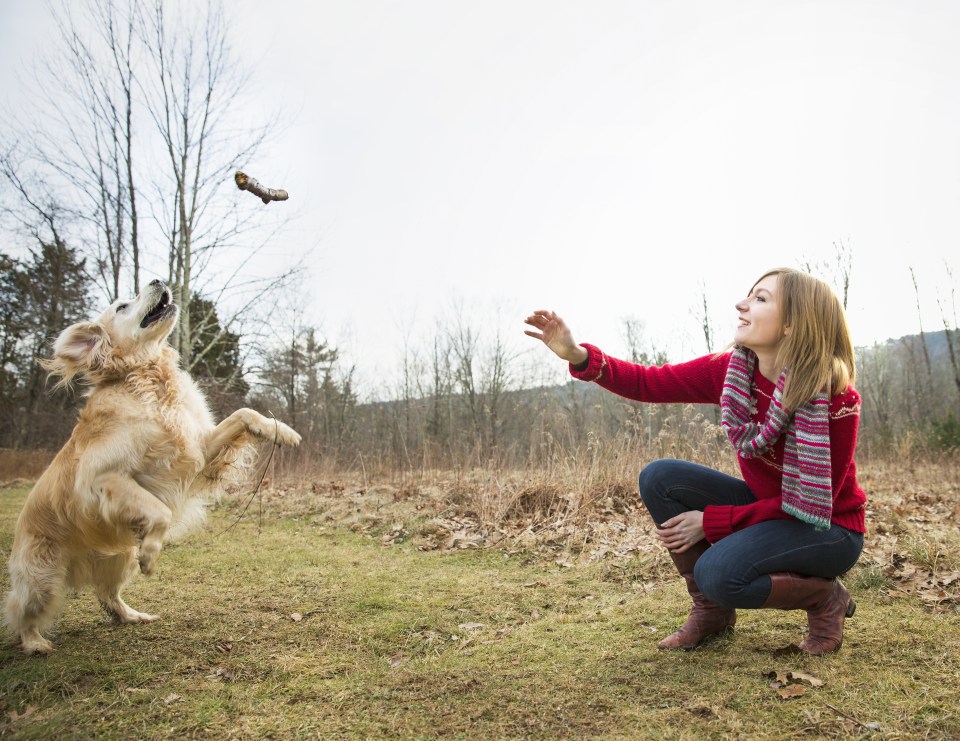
[524,268,866,654]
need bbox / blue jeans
[638,459,864,609]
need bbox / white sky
[2,1,959,395]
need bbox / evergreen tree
[0,241,92,447]
[186,293,249,418]
[254,326,354,452]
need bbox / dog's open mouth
[140,291,175,328]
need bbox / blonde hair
[754,268,856,411]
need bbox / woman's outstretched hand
[523,310,588,365]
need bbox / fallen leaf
[789,671,824,688]
[290,612,302,622]
[766,670,790,687]
[457,622,485,631]
[162,694,183,705]
[766,668,824,699]
[776,684,807,699]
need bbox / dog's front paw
[273,421,301,447]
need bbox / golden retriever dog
[4,279,301,654]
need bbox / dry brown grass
[0,448,54,486]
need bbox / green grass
[2,485,959,739]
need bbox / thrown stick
[234,170,289,204]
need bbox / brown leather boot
[762,572,856,655]
[658,540,736,650]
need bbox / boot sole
[658,624,735,651]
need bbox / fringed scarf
[720,346,833,530]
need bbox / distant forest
[1,243,957,470]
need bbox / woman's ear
[41,321,111,387]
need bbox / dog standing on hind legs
[4,279,301,654]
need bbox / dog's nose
[149,279,163,287]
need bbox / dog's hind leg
[5,538,67,654]
[98,473,173,576]
[93,550,159,624]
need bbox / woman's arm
[570,343,729,405]
[702,496,791,542]
[524,310,727,406]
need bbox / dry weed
[0,448,54,483]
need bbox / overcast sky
[2,1,959,394]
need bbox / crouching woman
[524,268,866,654]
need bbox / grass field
[2,461,959,739]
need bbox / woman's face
[734,274,787,353]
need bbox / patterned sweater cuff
[568,343,606,382]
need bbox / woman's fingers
[656,514,700,551]
[524,311,561,344]
[659,514,682,529]
[524,311,556,328]
[659,534,692,552]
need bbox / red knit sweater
[570,343,867,543]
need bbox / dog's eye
[116,304,128,313]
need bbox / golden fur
[4,280,300,654]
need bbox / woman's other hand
[523,310,588,365]
[656,511,706,553]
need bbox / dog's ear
[41,321,112,388]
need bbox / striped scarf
[720,346,833,530]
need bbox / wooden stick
[234,170,289,204]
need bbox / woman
[523,268,866,654]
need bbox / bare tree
[937,264,960,402]
[2,0,141,301]
[479,326,513,454]
[137,0,294,358]
[422,328,455,456]
[2,0,298,372]
[832,239,853,311]
[801,239,853,310]
[450,313,482,447]
[909,266,934,394]
[694,279,715,354]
